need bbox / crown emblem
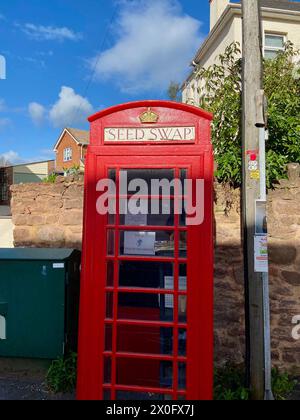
[139,108,159,124]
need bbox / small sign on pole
[254,235,268,273]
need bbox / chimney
[209,0,229,30]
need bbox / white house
[182,0,300,104]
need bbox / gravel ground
[0,373,75,400]
[0,371,298,400]
[289,381,300,401]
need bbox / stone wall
[11,176,84,250]
[214,164,300,374]
[10,168,300,373]
[214,184,246,366]
[267,166,300,373]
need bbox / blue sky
[0,0,209,163]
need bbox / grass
[46,355,297,400]
[46,353,77,394]
[215,363,298,400]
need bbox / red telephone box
[77,100,214,400]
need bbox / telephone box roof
[88,100,213,123]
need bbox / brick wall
[10,166,300,373]
[55,131,86,172]
[48,160,55,175]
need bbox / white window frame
[63,147,72,162]
[264,33,286,59]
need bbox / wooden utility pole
[241,0,265,400]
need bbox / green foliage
[194,41,300,187]
[214,363,297,400]
[167,81,181,102]
[214,363,250,400]
[64,165,81,176]
[47,353,77,394]
[272,368,297,401]
[266,150,287,189]
[45,354,297,399]
[264,42,300,187]
[43,173,57,183]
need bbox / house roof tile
[66,128,90,145]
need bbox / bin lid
[0,248,79,261]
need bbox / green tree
[193,41,300,188]
[167,81,181,102]
[0,156,11,168]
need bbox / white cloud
[28,102,46,126]
[0,149,55,166]
[90,0,203,93]
[15,23,82,42]
[28,87,93,128]
[0,151,23,165]
[27,149,55,162]
[49,86,93,127]
[39,149,55,158]
[0,118,11,129]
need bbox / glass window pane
[120,231,174,257]
[63,147,72,162]
[119,261,173,289]
[160,361,173,389]
[107,169,116,224]
[116,358,173,389]
[120,199,175,227]
[179,231,187,258]
[117,325,173,355]
[178,329,187,356]
[178,363,186,390]
[107,230,115,256]
[162,273,187,292]
[265,34,284,48]
[103,390,111,400]
[179,264,187,291]
[178,296,187,323]
[180,169,188,183]
[179,199,187,226]
[108,169,116,182]
[118,292,174,322]
[104,357,112,384]
[264,49,279,60]
[106,293,114,319]
[105,324,113,351]
[120,169,175,194]
[108,206,116,225]
[107,261,114,287]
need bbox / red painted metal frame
[77,101,214,401]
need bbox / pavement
[0,206,14,248]
[0,373,75,400]
[0,206,11,217]
[0,359,75,400]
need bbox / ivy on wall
[193,42,300,188]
